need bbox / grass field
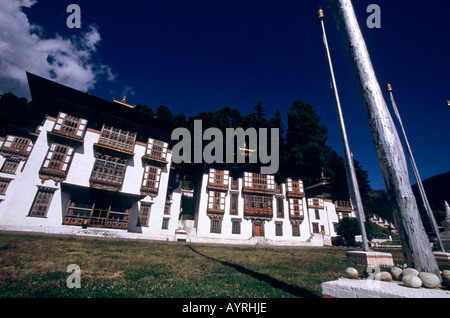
[0,233,448,298]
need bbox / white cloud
[0,0,115,98]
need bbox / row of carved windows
[210,219,301,237]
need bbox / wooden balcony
[242,184,275,195]
[94,125,136,157]
[89,172,124,192]
[244,206,273,220]
[308,198,324,209]
[140,185,159,196]
[39,167,67,183]
[206,181,229,192]
[335,200,353,212]
[286,188,305,198]
[63,201,130,230]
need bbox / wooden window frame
[210,218,222,233]
[207,191,225,212]
[0,157,20,174]
[230,193,238,215]
[161,217,170,230]
[145,138,168,161]
[275,222,283,236]
[231,218,241,234]
[164,203,171,215]
[208,168,229,188]
[312,222,320,234]
[137,202,152,227]
[39,143,74,181]
[141,164,161,195]
[90,154,127,190]
[98,125,136,153]
[0,135,33,158]
[0,177,12,195]
[276,197,284,218]
[28,187,57,218]
[289,198,304,218]
[292,224,300,237]
[52,112,87,139]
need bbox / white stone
[321,278,450,298]
[375,271,392,282]
[442,270,450,289]
[402,268,419,278]
[402,274,422,288]
[419,272,441,289]
[346,267,359,279]
[389,266,403,281]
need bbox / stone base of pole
[346,251,394,267]
[322,278,450,298]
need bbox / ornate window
[1,157,20,174]
[207,168,229,190]
[231,219,241,234]
[97,125,136,154]
[208,191,225,212]
[51,112,87,140]
[210,219,221,233]
[162,217,169,230]
[0,135,33,159]
[0,178,12,195]
[286,178,304,197]
[292,224,300,237]
[275,222,283,236]
[89,154,127,191]
[243,172,274,192]
[276,197,284,218]
[244,194,273,219]
[140,164,161,196]
[137,202,152,227]
[289,198,304,218]
[39,143,74,182]
[145,138,168,161]
[230,193,238,215]
[28,187,57,218]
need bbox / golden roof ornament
[113,96,135,109]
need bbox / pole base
[346,250,394,267]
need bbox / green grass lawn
[0,233,447,298]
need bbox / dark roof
[26,72,171,143]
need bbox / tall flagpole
[386,83,445,252]
[318,9,369,252]
[327,0,440,277]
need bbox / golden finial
[113,95,135,109]
[318,9,325,21]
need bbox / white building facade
[0,73,356,246]
[185,167,355,246]
[0,112,182,240]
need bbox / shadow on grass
[186,245,320,298]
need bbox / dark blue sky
[21,0,450,190]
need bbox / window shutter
[220,192,225,210]
[223,170,229,185]
[147,138,153,156]
[162,142,168,159]
[287,178,292,192]
[267,175,275,190]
